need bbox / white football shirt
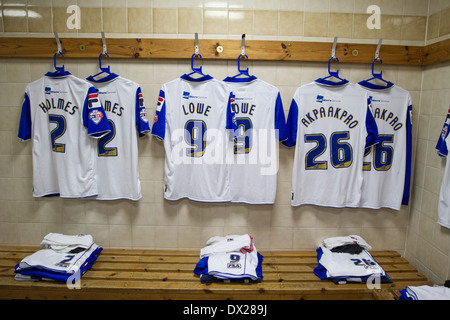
[358,83,413,211]
[87,73,151,200]
[18,71,111,198]
[151,74,237,202]
[436,108,450,229]
[283,82,379,208]
[223,76,287,204]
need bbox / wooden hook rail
[0,37,449,66]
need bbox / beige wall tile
[328,12,353,38]
[203,9,228,34]
[128,8,152,33]
[28,6,52,33]
[304,12,328,37]
[103,7,127,33]
[3,6,28,32]
[253,10,278,35]
[228,10,253,35]
[153,8,178,34]
[78,7,102,33]
[330,0,355,13]
[427,12,440,41]
[402,16,426,41]
[52,7,77,33]
[404,0,429,16]
[380,15,402,41]
[352,13,378,39]
[439,7,450,37]
[178,8,203,34]
[279,11,303,37]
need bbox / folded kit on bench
[314,235,392,285]
[14,233,102,283]
[194,234,263,283]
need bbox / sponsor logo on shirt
[89,109,103,124]
[227,254,242,269]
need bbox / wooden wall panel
[0,37,433,66]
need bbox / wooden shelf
[0,36,449,66]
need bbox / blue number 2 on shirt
[98,119,118,157]
[49,114,66,153]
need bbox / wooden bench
[0,246,432,300]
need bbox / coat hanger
[88,32,117,81]
[224,34,257,82]
[358,39,393,89]
[53,32,65,73]
[186,33,205,77]
[315,37,348,85]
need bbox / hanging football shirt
[223,76,287,204]
[357,83,413,211]
[17,71,111,198]
[283,82,379,208]
[152,74,237,202]
[435,108,450,229]
[86,73,151,200]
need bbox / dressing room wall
[0,0,448,284]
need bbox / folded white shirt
[200,234,253,258]
[40,233,94,252]
[321,235,372,251]
[318,246,385,279]
[402,285,450,300]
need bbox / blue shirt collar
[358,80,394,90]
[86,73,119,83]
[45,70,71,78]
[181,74,213,82]
[223,75,258,83]
[314,78,349,86]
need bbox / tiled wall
[405,60,450,284]
[0,0,449,284]
[1,0,428,45]
[426,0,450,43]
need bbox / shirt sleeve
[436,108,450,157]
[274,92,287,142]
[83,86,111,138]
[18,92,32,141]
[402,103,413,205]
[364,97,379,149]
[151,89,166,140]
[135,87,151,138]
[282,98,299,147]
[226,91,238,139]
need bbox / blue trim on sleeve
[402,105,413,206]
[151,89,166,140]
[135,87,151,137]
[274,93,287,142]
[84,86,111,137]
[282,99,299,147]
[18,93,32,141]
[436,112,450,157]
[365,105,379,149]
[226,92,238,138]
